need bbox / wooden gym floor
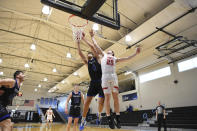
[11,123,197,131]
[12,123,132,131]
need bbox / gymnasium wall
[121,59,197,111]
[8,90,55,111]
[90,57,197,113]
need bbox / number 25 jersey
[101,53,116,75]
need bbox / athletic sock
[116,112,120,115]
[81,117,86,123]
[98,112,101,120]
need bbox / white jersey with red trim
[47,109,53,116]
[101,53,119,94]
[46,109,53,120]
[101,53,117,75]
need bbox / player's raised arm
[0,79,15,88]
[77,41,88,65]
[82,33,99,59]
[65,92,72,114]
[89,30,104,57]
[116,47,140,63]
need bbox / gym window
[178,56,197,72]
[139,66,171,83]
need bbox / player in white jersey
[88,30,140,129]
[45,106,55,128]
[101,52,119,94]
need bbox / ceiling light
[124,71,132,75]
[49,89,54,93]
[0,72,3,76]
[48,90,51,93]
[125,35,132,42]
[30,44,36,50]
[73,72,78,76]
[54,86,57,90]
[93,23,99,31]
[34,88,38,92]
[0,58,2,63]
[44,78,48,81]
[61,80,65,84]
[52,68,57,72]
[38,84,41,88]
[42,5,50,15]
[66,52,72,58]
[24,63,29,68]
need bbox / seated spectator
[127,105,133,112]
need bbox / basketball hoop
[68,15,88,41]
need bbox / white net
[71,25,85,41]
[68,15,88,42]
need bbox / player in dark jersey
[0,70,25,131]
[77,31,104,131]
[65,85,84,131]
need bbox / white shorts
[102,74,119,94]
[47,116,53,121]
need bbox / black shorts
[69,106,81,118]
[158,114,166,123]
[87,80,104,98]
[0,103,10,122]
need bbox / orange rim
[68,14,88,28]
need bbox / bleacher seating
[90,106,197,129]
[150,106,197,129]
[90,110,153,126]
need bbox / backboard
[41,0,120,30]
